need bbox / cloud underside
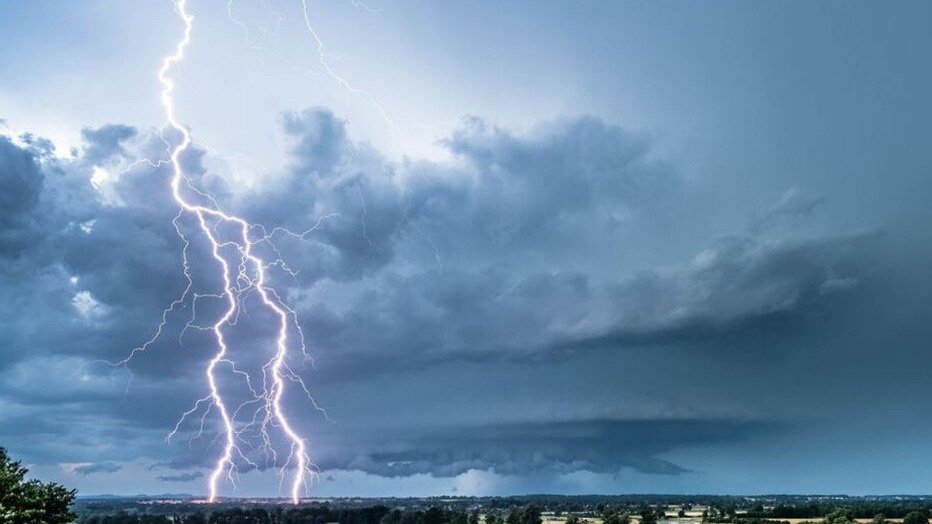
[156,471,204,482]
[65,462,122,475]
[314,418,776,477]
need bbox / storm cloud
[0,107,911,495]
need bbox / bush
[903,512,928,524]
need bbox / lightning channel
[143,0,313,503]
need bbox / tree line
[77,504,545,524]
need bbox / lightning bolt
[120,0,316,504]
[101,0,401,503]
[297,0,394,130]
[224,0,394,131]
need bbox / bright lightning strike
[114,0,323,504]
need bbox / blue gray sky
[2,0,932,497]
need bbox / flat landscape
[71,495,932,524]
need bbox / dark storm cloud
[72,462,123,475]
[239,110,681,284]
[0,110,880,482]
[80,125,137,165]
[156,472,203,482]
[594,231,876,343]
[255,111,874,376]
[301,229,875,378]
[311,418,778,478]
[0,135,44,257]
[283,109,349,176]
[0,126,195,385]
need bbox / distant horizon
[73,494,932,500]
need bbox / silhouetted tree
[0,447,76,524]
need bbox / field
[538,512,909,524]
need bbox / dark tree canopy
[639,509,657,524]
[0,447,76,524]
[825,508,855,524]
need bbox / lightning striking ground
[119,0,316,503]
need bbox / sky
[1,0,932,498]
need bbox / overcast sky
[2,0,932,498]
